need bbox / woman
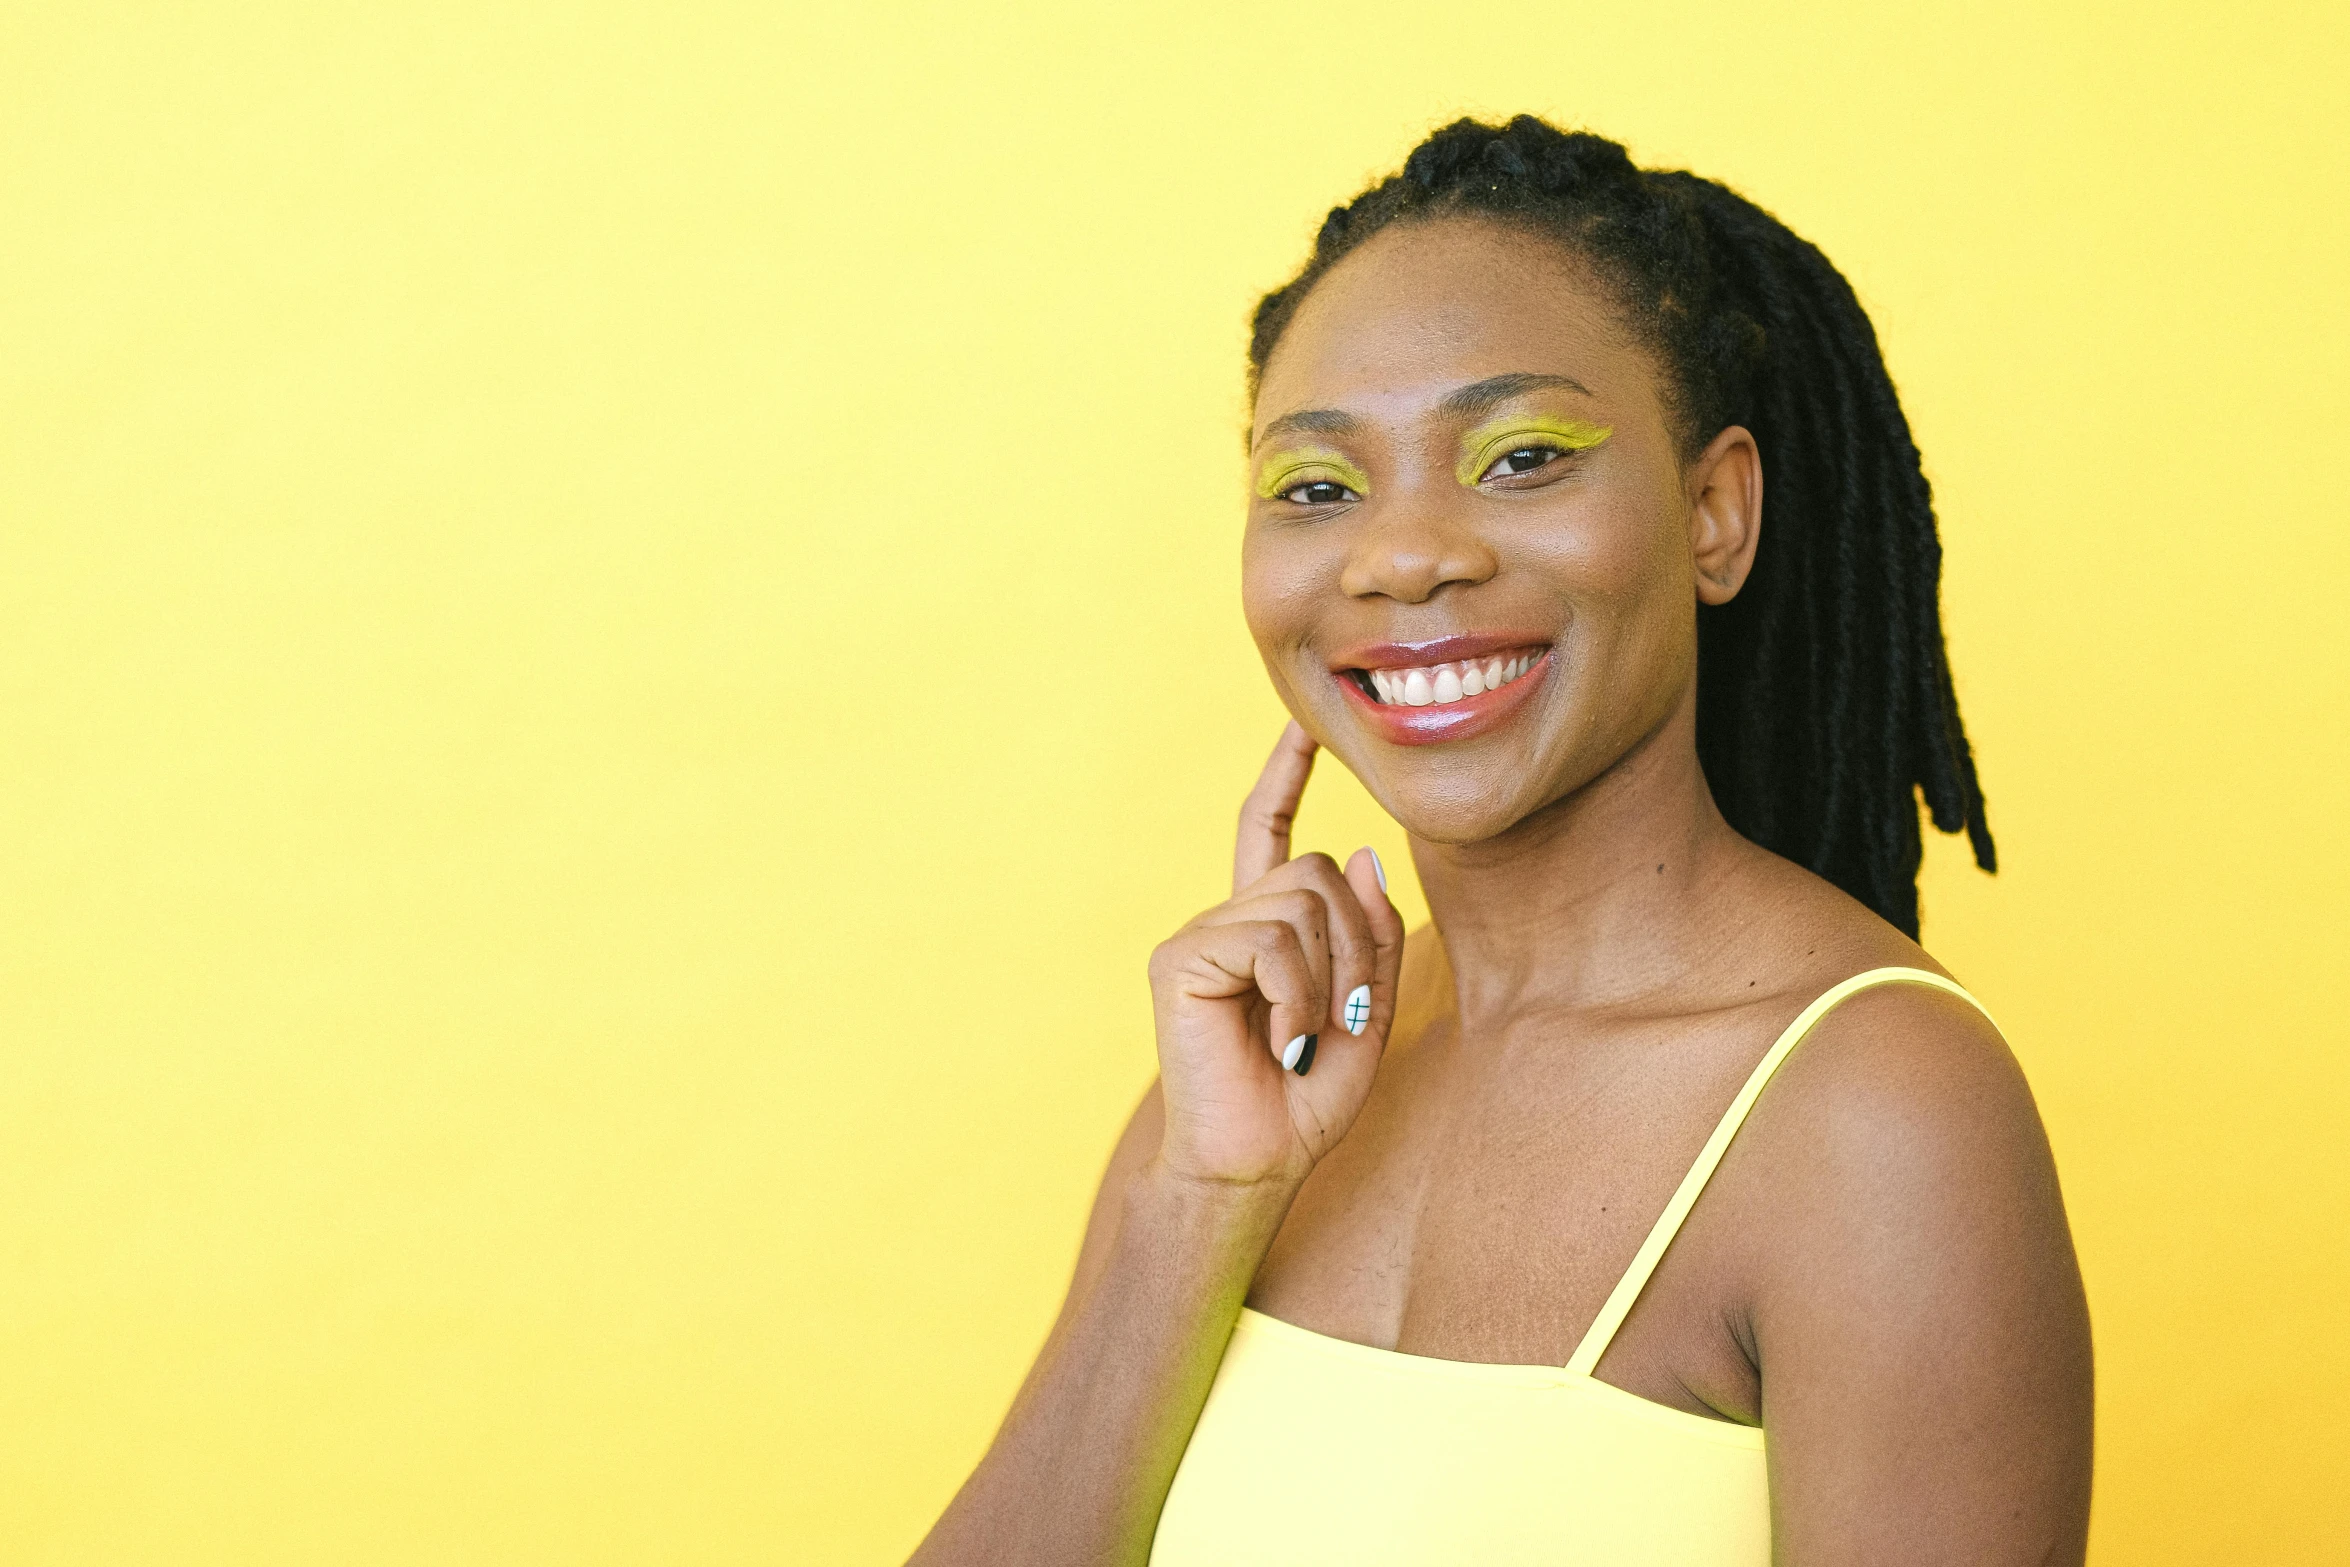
[911,116,2092,1565]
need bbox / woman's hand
[1147,722,1406,1189]
[908,722,1405,1566]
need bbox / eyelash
[1476,442,1569,482]
[1278,478,1361,505]
[1265,437,1585,505]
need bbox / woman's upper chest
[1246,995,1792,1416]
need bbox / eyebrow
[1254,407,1361,448]
[1253,372,1594,450]
[1438,372,1593,420]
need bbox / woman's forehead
[1254,222,1646,432]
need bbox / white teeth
[1360,649,1546,707]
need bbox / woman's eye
[1481,445,1561,481]
[1282,480,1358,505]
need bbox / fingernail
[1344,985,1371,1035]
[1367,847,1388,894]
[1281,1033,1316,1073]
[1295,1034,1318,1075]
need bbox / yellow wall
[3,3,2343,1561]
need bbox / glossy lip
[1329,632,1548,671]
[1327,633,1556,747]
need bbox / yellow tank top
[1151,967,1993,1565]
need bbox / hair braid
[1249,117,1994,938]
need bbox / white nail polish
[1344,985,1371,1035]
[1281,1033,1310,1071]
[1367,847,1388,894]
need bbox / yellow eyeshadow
[1253,447,1372,501]
[1455,414,1614,485]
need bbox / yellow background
[4,3,2343,1561]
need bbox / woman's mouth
[1331,639,1553,746]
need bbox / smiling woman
[909,115,2091,1567]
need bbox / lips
[1329,634,1554,746]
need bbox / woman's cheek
[1239,526,1325,653]
[1525,490,1650,591]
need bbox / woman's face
[1242,217,1758,845]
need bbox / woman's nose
[1337,494,1500,604]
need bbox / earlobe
[1690,425,1764,606]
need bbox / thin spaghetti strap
[1561,967,1995,1377]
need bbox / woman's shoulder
[1710,897,2064,1310]
[1761,969,2033,1171]
[1722,857,2031,1163]
[1699,888,2092,1558]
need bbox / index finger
[1233,721,1318,895]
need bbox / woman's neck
[1409,695,1753,1031]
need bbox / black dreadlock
[1249,115,1993,938]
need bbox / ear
[1688,424,1763,606]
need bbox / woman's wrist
[1120,1156,1299,1290]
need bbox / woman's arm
[908,1091,1289,1566]
[909,726,1404,1566]
[1747,983,2094,1564]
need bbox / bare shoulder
[1711,946,2093,1559]
[1722,848,2019,1118]
[1734,970,2075,1295]
[1766,973,2039,1158]
[1724,859,2066,1281]
[1717,851,2088,1370]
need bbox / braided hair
[1250,115,1993,938]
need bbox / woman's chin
[1345,767,1550,849]
[1297,693,1570,848]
